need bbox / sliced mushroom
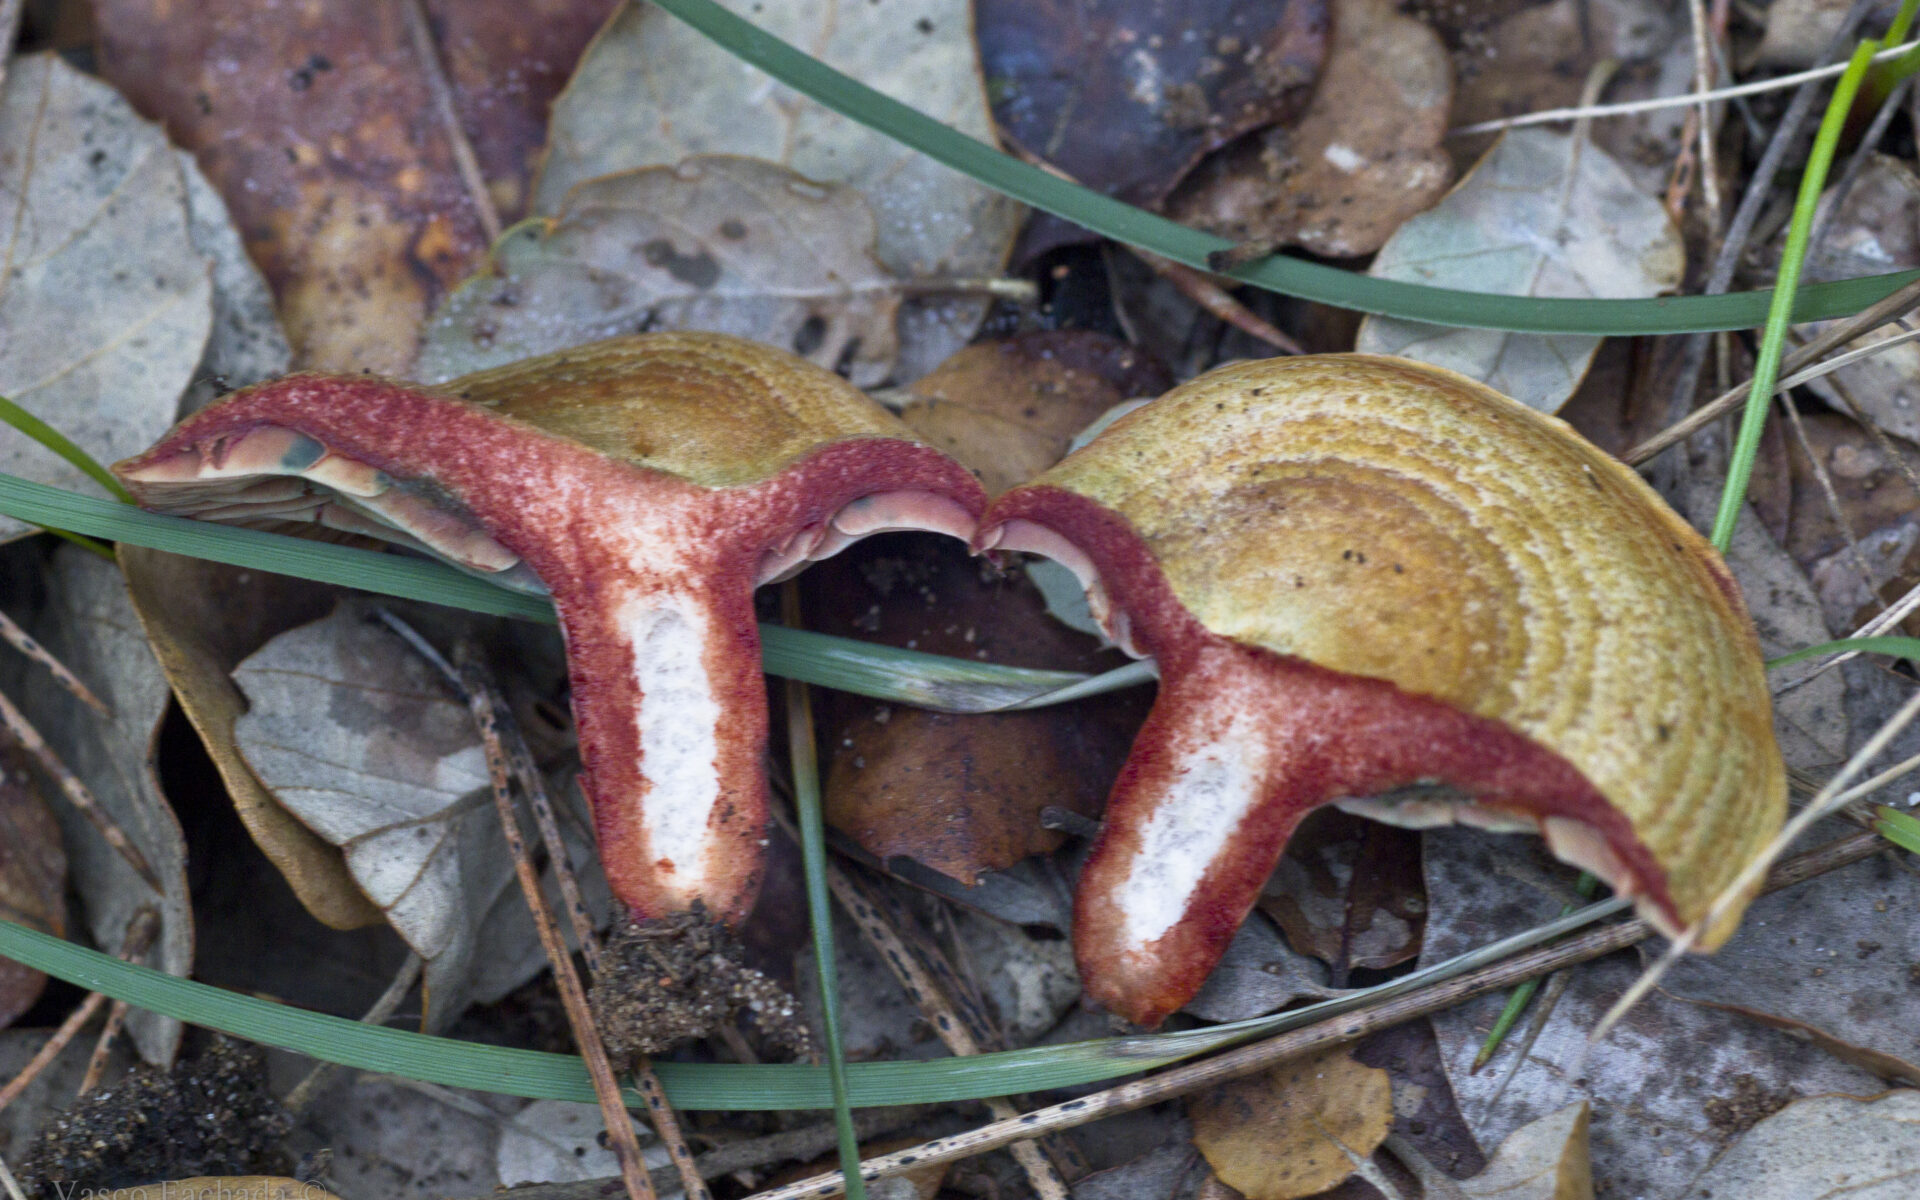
[115,332,987,925]
[978,355,1785,1027]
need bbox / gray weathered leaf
[1393,1101,1592,1200]
[1355,128,1683,413]
[173,149,292,416]
[533,0,1020,382]
[0,545,193,1065]
[1182,910,1334,1023]
[231,602,607,1027]
[497,1099,673,1190]
[1688,484,1849,774]
[1682,1090,1920,1198]
[1421,826,1912,1199]
[0,55,212,541]
[1794,155,1920,445]
[418,156,901,387]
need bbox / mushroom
[113,332,987,926]
[978,355,1785,1027]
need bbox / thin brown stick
[458,652,655,1200]
[76,999,130,1096]
[995,129,1302,355]
[795,833,1072,1200]
[0,0,21,97]
[1129,249,1305,355]
[458,1108,933,1200]
[0,610,108,716]
[1689,0,1724,232]
[1776,389,1883,611]
[489,692,712,1200]
[1625,275,1920,465]
[0,689,161,893]
[0,907,158,1115]
[401,0,501,243]
[743,831,1888,1200]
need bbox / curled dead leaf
[230,601,604,1027]
[120,547,378,931]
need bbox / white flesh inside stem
[619,592,723,892]
[1117,710,1271,947]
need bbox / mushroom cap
[435,332,915,488]
[986,354,1783,991]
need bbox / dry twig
[743,831,1889,1199]
[0,907,158,1116]
[1626,275,1920,465]
[0,689,162,893]
[455,648,656,1200]
[0,610,107,716]
[483,671,712,1200]
[401,0,501,242]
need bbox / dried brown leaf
[803,535,1144,885]
[0,741,65,1029]
[1168,0,1453,259]
[894,332,1173,496]
[977,0,1328,207]
[1259,809,1425,980]
[96,0,615,374]
[1189,1045,1393,1200]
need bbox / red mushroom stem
[119,375,984,924]
[983,486,1675,1027]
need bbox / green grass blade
[1712,33,1888,549]
[0,471,1139,711]
[0,394,134,504]
[1872,805,1920,854]
[786,669,867,1198]
[0,888,1630,1109]
[649,0,1918,334]
[1766,636,1920,669]
[0,916,1188,1109]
